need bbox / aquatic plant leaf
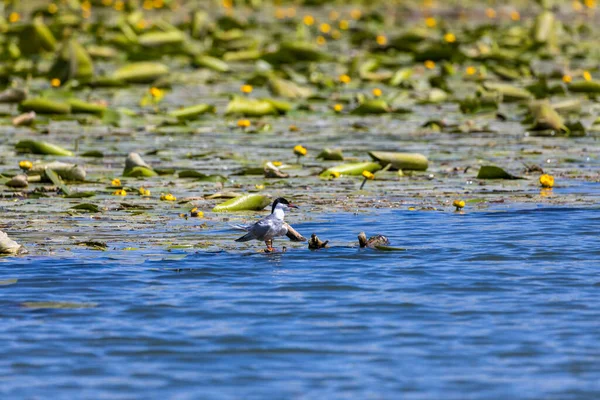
[528,101,568,132]
[268,76,313,99]
[533,11,555,44]
[138,30,186,48]
[193,55,230,72]
[262,41,329,64]
[316,148,344,161]
[568,81,600,94]
[70,203,99,213]
[168,104,216,121]
[19,98,71,114]
[212,194,272,212]
[15,140,73,156]
[30,162,86,181]
[67,99,106,115]
[18,17,57,55]
[368,151,428,171]
[112,62,169,83]
[48,39,94,82]
[477,166,522,180]
[45,168,71,195]
[351,99,391,115]
[81,150,104,158]
[389,68,413,86]
[65,192,96,198]
[123,166,158,177]
[482,82,533,102]
[225,96,278,116]
[319,162,382,178]
[177,170,227,182]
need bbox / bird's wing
[250,217,275,238]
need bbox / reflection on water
[1,207,600,399]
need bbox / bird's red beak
[288,203,299,209]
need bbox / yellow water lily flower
[9,12,20,23]
[539,174,554,188]
[425,17,436,28]
[583,71,592,82]
[453,199,465,211]
[51,78,61,88]
[376,35,387,46]
[372,88,382,97]
[339,74,351,84]
[303,15,315,26]
[190,207,203,217]
[362,170,375,180]
[241,84,253,94]
[19,160,32,170]
[562,74,572,83]
[293,145,307,157]
[444,33,456,43]
[111,178,121,187]
[237,119,251,128]
[160,193,176,201]
[139,187,151,196]
[360,170,374,190]
[333,103,344,113]
[113,189,127,196]
[424,60,436,70]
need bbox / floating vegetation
[212,194,272,212]
[0,0,599,256]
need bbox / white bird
[235,197,299,252]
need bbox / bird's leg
[265,239,275,252]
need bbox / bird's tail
[235,232,255,242]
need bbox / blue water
[2,207,600,399]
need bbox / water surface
[2,207,600,399]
